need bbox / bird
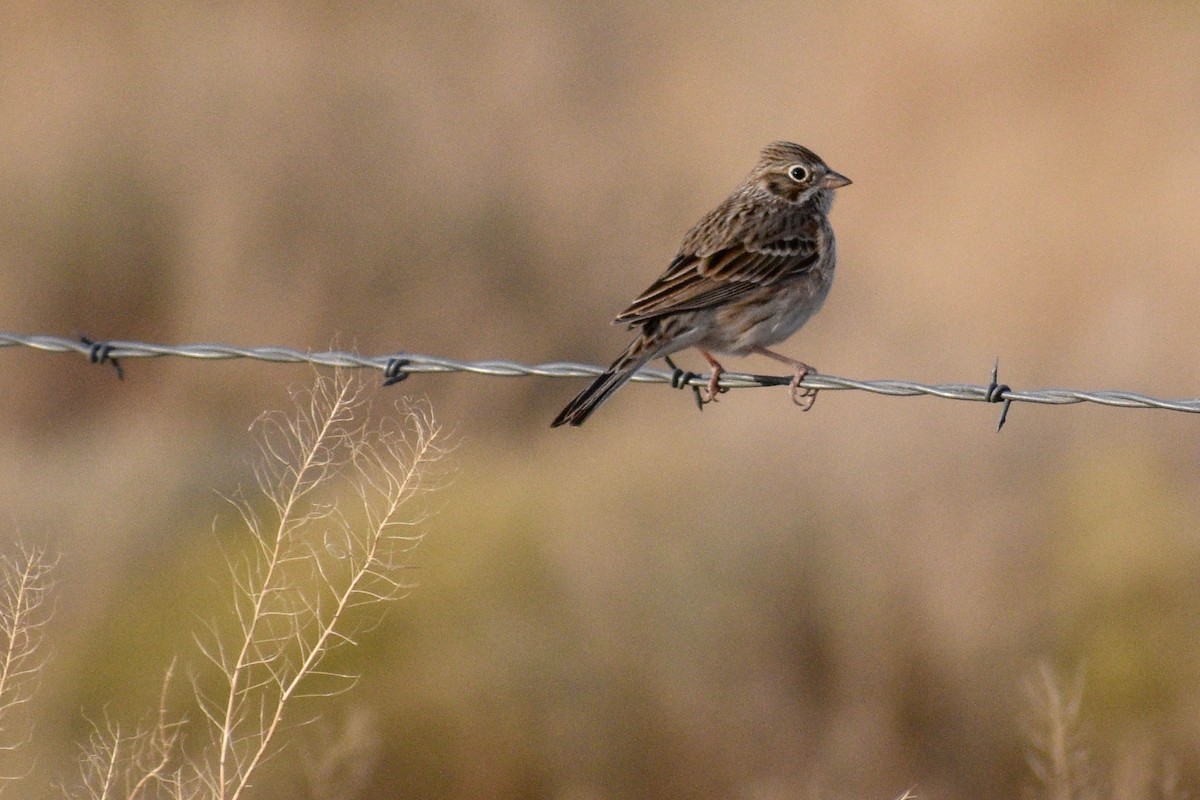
[551,141,850,427]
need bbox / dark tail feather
[551,343,654,427]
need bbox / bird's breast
[699,260,835,355]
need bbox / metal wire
[3,331,1200,419]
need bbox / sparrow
[552,141,850,427]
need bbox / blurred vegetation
[2,2,1200,798]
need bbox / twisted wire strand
[3,331,1199,415]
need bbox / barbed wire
[3,331,1199,429]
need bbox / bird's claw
[701,368,728,404]
[789,365,818,411]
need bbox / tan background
[2,3,1200,798]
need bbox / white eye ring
[787,164,811,183]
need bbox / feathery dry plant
[74,371,448,799]
[0,546,54,792]
[1023,662,1095,800]
[74,662,186,800]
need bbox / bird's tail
[551,339,655,427]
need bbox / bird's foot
[789,363,817,411]
[701,363,727,404]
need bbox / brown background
[2,3,1199,798]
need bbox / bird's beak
[821,170,852,189]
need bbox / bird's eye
[787,164,811,183]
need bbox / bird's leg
[752,346,818,411]
[698,349,727,404]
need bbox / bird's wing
[614,235,820,324]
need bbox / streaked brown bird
[552,141,850,427]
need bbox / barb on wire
[2,332,1199,424]
[986,358,1013,431]
[663,355,706,412]
[80,335,124,380]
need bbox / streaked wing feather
[616,237,819,324]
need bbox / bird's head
[752,141,851,205]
